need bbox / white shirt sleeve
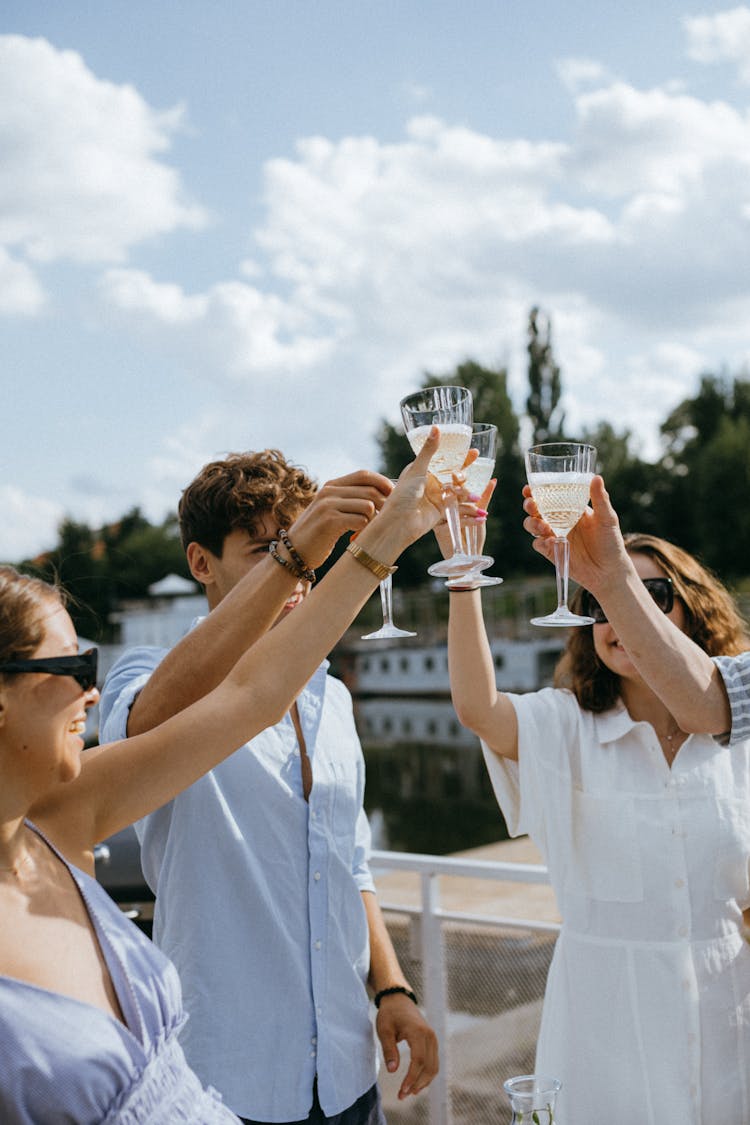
[98,646,168,744]
[480,688,581,857]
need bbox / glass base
[530,607,595,628]
[361,624,417,640]
[428,553,494,578]
[446,573,503,590]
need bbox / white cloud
[91,92,750,474]
[685,6,750,83]
[0,247,45,314]
[0,485,63,560]
[556,57,613,93]
[0,34,208,312]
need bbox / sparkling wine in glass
[446,422,503,589]
[525,442,596,626]
[362,481,417,640]
[400,386,489,578]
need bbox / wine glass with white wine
[446,421,503,589]
[525,442,597,626]
[400,385,488,579]
[362,480,417,640]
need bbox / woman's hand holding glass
[524,442,597,626]
[400,385,495,579]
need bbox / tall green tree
[526,307,565,444]
[657,372,750,575]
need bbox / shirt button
[314,871,321,881]
[678,925,688,937]
[314,940,322,950]
[311,1036,317,1045]
[310,1049,316,1058]
[675,878,685,888]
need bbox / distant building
[109,573,207,649]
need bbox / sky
[1,0,750,561]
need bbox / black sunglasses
[0,648,98,691]
[580,578,674,625]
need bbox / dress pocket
[712,798,750,905]
[571,789,644,902]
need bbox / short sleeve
[98,646,167,744]
[713,653,750,746]
[481,688,581,853]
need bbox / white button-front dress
[482,688,750,1125]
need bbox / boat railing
[370,849,558,1125]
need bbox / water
[355,696,510,854]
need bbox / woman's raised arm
[33,430,446,857]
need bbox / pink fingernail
[468,492,481,502]
[475,508,488,517]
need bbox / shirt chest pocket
[570,789,644,903]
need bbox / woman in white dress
[447,528,750,1124]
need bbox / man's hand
[523,474,628,595]
[376,994,439,1099]
[288,471,392,570]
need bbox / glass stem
[443,491,465,557]
[553,535,570,610]
[379,575,394,627]
[463,521,477,556]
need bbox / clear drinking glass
[525,442,596,627]
[399,385,486,579]
[361,573,416,640]
[362,480,417,640]
[446,421,502,590]
[503,1074,561,1124]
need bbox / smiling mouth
[68,720,87,735]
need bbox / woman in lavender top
[0,432,444,1124]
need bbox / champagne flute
[446,422,503,589]
[362,480,417,640]
[525,442,597,626]
[400,385,487,579]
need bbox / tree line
[13,308,750,639]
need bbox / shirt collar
[592,702,640,745]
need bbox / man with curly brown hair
[100,450,438,1125]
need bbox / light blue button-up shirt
[99,637,378,1122]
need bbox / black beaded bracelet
[277,528,316,584]
[373,985,418,1009]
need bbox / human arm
[362,891,439,1099]
[446,585,519,759]
[126,471,393,736]
[523,474,731,736]
[33,434,446,859]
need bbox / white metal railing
[370,849,559,1125]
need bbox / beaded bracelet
[276,528,316,584]
[374,985,418,1009]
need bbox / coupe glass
[446,421,502,590]
[399,385,486,579]
[525,442,596,627]
[362,481,417,640]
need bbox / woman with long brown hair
[447,522,750,1124]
